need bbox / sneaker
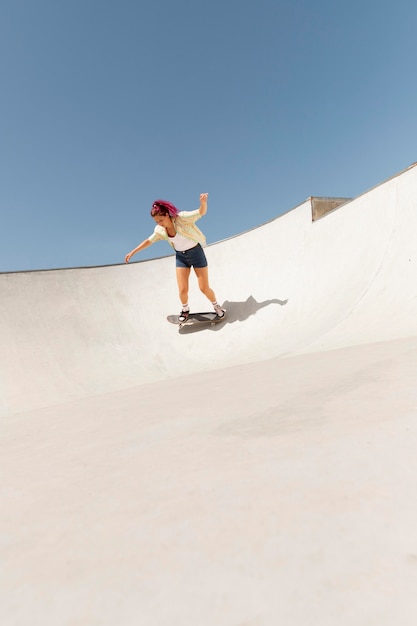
[213,304,225,318]
[178,309,189,323]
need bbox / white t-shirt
[168,232,196,251]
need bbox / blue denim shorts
[175,243,208,269]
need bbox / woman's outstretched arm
[125,239,152,263]
[198,193,208,216]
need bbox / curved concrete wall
[2,164,417,416]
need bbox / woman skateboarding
[125,193,225,323]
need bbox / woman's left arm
[199,192,208,216]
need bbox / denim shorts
[175,243,208,269]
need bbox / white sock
[182,303,190,311]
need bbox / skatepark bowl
[2,163,417,625]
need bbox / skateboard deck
[167,311,226,328]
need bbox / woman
[125,193,225,323]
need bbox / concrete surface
[310,196,351,220]
[2,163,417,625]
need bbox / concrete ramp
[2,163,417,626]
[1,163,417,416]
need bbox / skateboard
[167,311,226,329]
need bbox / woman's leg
[176,267,191,306]
[194,266,217,303]
[194,266,224,316]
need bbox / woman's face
[153,214,172,228]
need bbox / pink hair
[151,199,179,217]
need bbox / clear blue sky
[1,0,416,272]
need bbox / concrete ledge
[311,196,351,221]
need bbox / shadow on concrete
[178,295,288,334]
[222,295,288,323]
